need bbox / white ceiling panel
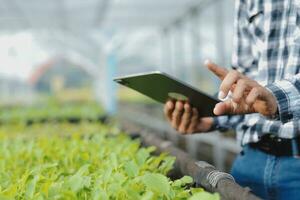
[0,0,207,32]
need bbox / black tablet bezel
[114,71,220,117]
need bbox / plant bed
[0,123,219,200]
[120,122,261,200]
[24,115,109,126]
[0,103,107,126]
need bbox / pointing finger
[219,70,242,99]
[205,60,228,80]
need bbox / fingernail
[184,103,190,110]
[218,91,226,100]
[204,59,211,65]
[213,103,222,115]
[213,106,219,115]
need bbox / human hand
[205,60,278,117]
[164,100,213,134]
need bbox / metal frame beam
[95,0,110,26]
[2,0,32,30]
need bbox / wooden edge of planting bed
[120,122,261,200]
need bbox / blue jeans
[231,145,300,200]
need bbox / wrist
[265,83,292,123]
[265,90,279,119]
[268,104,279,119]
[196,117,214,133]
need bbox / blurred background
[0,0,238,172]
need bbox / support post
[159,28,172,73]
[190,8,201,85]
[105,53,117,115]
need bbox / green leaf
[92,188,108,200]
[101,168,112,182]
[191,188,205,194]
[158,156,175,175]
[136,149,150,166]
[124,161,139,178]
[141,191,154,200]
[64,166,91,193]
[180,176,193,184]
[25,175,39,199]
[141,173,170,196]
[172,176,193,187]
[189,192,220,200]
[110,153,118,169]
[125,188,141,200]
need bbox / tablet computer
[114,71,220,117]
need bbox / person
[164,1,300,199]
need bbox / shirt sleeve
[213,0,253,131]
[211,115,245,132]
[266,76,300,123]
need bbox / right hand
[164,100,214,134]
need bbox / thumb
[205,60,228,80]
[213,101,235,115]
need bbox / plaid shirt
[214,0,300,146]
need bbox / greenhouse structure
[0,0,296,199]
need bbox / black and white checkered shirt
[214,0,300,146]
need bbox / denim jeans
[231,145,300,200]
